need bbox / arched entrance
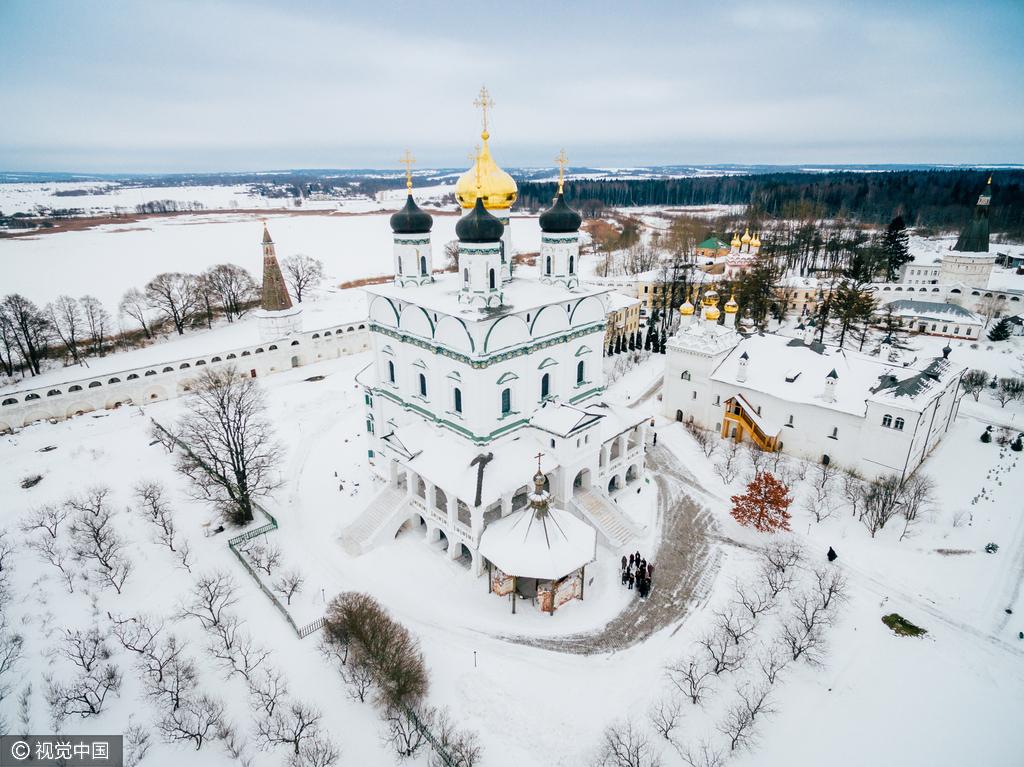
[608,475,620,493]
[290,355,300,368]
[573,468,592,490]
[676,409,683,422]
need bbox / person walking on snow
[621,554,628,572]
[621,568,629,587]
[827,546,838,562]
[627,572,635,590]
[628,553,635,570]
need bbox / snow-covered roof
[883,299,982,324]
[383,419,557,508]
[478,499,596,579]
[711,333,965,416]
[667,318,741,357]
[365,272,609,322]
[606,291,640,312]
[530,401,603,438]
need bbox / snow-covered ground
[0,211,543,317]
[3,332,1023,765]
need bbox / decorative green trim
[541,234,578,244]
[574,345,592,357]
[369,321,605,368]
[412,359,427,369]
[496,371,519,384]
[370,385,530,444]
[460,245,501,256]
[537,357,558,369]
[395,237,430,245]
[447,370,462,381]
[569,386,604,403]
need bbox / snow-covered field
[0,212,543,317]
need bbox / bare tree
[716,694,756,753]
[144,643,195,709]
[145,272,201,335]
[648,694,683,742]
[733,580,775,621]
[282,255,325,303]
[760,539,803,574]
[67,488,133,593]
[744,443,767,478]
[45,664,122,723]
[273,569,305,605]
[204,263,257,321]
[715,608,756,646]
[243,541,282,577]
[596,719,662,767]
[46,295,84,363]
[899,473,935,541]
[383,704,429,759]
[666,655,714,705]
[257,700,323,757]
[713,440,741,484]
[813,567,848,613]
[80,295,109,355]
[756,644,790,686]
[0,626,25,710]
[119,287,154,339]
[20,504,69,539]
[859,475,903,537]
[736,681,774,723]
[759,561,792,599]
[173,366,283,524]
[28,535,75,592]
[148,420,181,454]
[179,571,238,630]
[133,480,179,551]
[684,420,716,458]
[290,735,340,767]
[249,666,288,718]
[430,707,482,767]
[841,469,866,520]
[678,737,726,767]
[212,624,269,682]
[110,613,164,657]
[61,627,110,673]
[158,693,225,750]
[124,722,153,767]
[779,591,829,664]
[1,293,50,375]
[177,540,194,573]
[697,629,744,676]
[340,660,374,703]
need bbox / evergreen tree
[607,338,615,357]
[830,278,877,348]
[881,215,912,281]
[628,333,636,351]
[635,329,643,349]
[614,335,622,354]
[659,329,667,354]
[988,317,1012,341]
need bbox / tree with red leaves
[730,472,793,533]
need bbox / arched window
[454,387,463,414]
[418,373,427,398]
[681,371,691,381]
[882,414,892,428]
[569,255,574,274]
[387,360,395,384]
[501,387,511,416]
[463,268,469,285]
[489,268,496,289]
[420,255,427,276]
[894,417,905,431]
[545,255,552,275]
[541,373,550,400]
[577,360,585,385]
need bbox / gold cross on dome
[474,85,494,137]
[399,149,415,192]
[534,451,544,473]
[555,149,568,194]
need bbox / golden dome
[740,228,751,245]
[701,288,720,307]
[724,294,739,314]
[705,306,721,321]
[730,232,741,248]
[455,136,518,210]
[679,300,695,316]
[751,231,761,248]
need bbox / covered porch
[721,394,781,451]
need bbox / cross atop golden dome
[724,294,739,313]
[731,232,741,248]
[741,228,751,245]
[399,149,416,192]
[555,148,568,195]
[454,86,518,210]
[751,231,761,248]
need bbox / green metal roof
[698,237,728,249]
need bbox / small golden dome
[730,232,741,248]
[705,306,721,321]
[455,137,518,210]
[679,300,695,316]
[701,288,720,307]
[740,228,751,245]
[751,231,761,248]
[724,294,739,314]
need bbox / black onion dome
[390,194,433,234]
[539,192,582,233]
[456,196,504,243]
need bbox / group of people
[620,551,654,598]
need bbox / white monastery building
[663,290,966,481]
[351,97,650,591]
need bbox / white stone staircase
[340,487,409,556]
[572,488,642,549]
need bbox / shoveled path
[502,442,719,654]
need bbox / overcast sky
[1,0,1022,172]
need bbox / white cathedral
[349,95,650,585]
